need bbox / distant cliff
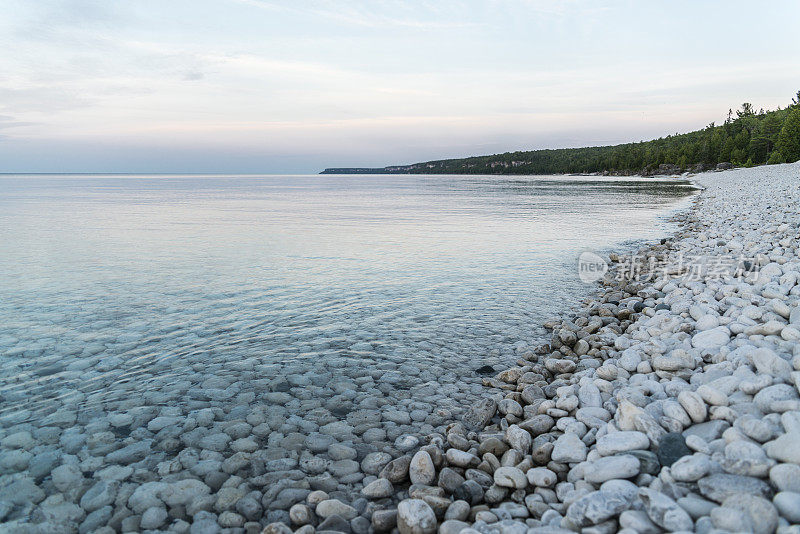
[321,92,800,176]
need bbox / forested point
[322,91,800,175]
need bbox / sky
[0,0,798,174]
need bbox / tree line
[331,91,800,176]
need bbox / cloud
[0,87,93,115]
[515,0,612,17]
[0,114,35,130]
[0,0,798,172]
[231,0,479,29]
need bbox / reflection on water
[0,173,695,525]
[0,173,694,420]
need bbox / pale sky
[1,0,798,174]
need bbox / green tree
[737,102,755,118]
[768,151,786,165]
[761,113,783,151]
[720,137,735,162]
[748,136,770,163]
[777,108,800,162]
[369,90,800,175]
[708,130,724,164]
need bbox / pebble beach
[366,162,800,534]
[2,162,800,534]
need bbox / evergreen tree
[337,91,800,176]
[761,113,783,151]
[777,107,800,162]
[768,151,786,165]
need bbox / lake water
[0,174,694,526]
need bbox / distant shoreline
[322,92,800,177]
[319,163,734,177]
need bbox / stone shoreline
[277,163,800,534]
[2,163,799,534]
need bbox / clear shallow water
[0,174,693,421]
[0,174,694,524]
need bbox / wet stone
[656,432,691,467]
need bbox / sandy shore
[275,162,800,534]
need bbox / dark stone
[379,456,411,484]
[330,403,353,418]
[438,467,465,493]
[265,510,291,526]
[656,432,691,467]
[632,301,644,313]
[655,303,670,312]
[453,480,484,505]
[475,365,496,375]
[465,468,494,489]
[351,516,371,534]
[310,473,340,493]
[351,498,368,515]
[371,509,397,532]
[352,443,378,462]
[204,470,229,491]
[34,364,65,377]
[110,425,132,439]
[28,450,61,481]
[318,514,352,533]
[272,379,291,392]
[477,437,509,457]
[620,450,660,475]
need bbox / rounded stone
[444,500,470,521]
[584,455,640,484]
[289,503,313,525]
[526,467,556,487]
[493,466,527,489]
[551,432,587,463]
[315,498,357,520]
[79,481,118,512]
[677,391,707,423]
[770,463,800,492]
[719,494,778,534]
[670,454,710,482]
[362,478,394,499]
[505,425,531,454]
[409,451,436,486]
[773,492,800,523]
[372,509,398,532]
[361,452,393,475]
[595,431,649,456]
[638,488,693,532]
[397,499,437,534]
[140,506,168,530]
